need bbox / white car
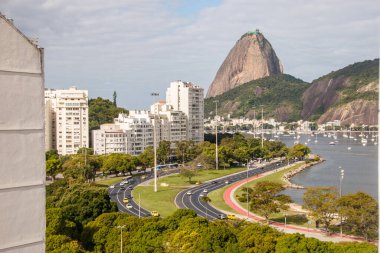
[199,193,205,197]
[109,185,115,189]
[126,204,133,209]
[120,181,125,186]
[203,189,208,193]
[186,191,192,195]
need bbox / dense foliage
[47,209,377,253]
[204,74,309,122]
[88,97,128,132]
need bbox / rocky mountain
[204,74,309,122]
[301,59,379,125]
[206,30,283,98]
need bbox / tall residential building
[150,101,188,144]
[166,80,204,142]
[45,86,89,155]
[115,111,154,156]
[0,14,45,252]
[92,124,126,155]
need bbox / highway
[108,159,293,219]
[108,168,179,217]
[174,159,293,220]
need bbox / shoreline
[282,156,325,189]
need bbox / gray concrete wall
[0,16,45,252]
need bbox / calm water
[275,132,378,204]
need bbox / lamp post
[252,107,256,138]
[151,92,159,192]
[138,192,141,218]
[116,225,125,253]
[246,160,249,219]
[284,213,287,227]
[339,167,344,237]
[261,106,264,148]
[214,100,219,170]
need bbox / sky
[1,0,379,109]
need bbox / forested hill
[204,74,309,122]
[302,59,379,125]
[89,97,128,131]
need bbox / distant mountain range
[205,31,378,125]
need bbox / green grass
[134,167,246,217]
[235,163,304,195]
[96,177,123,186]
[150,167,247,187]
[208,162,317,227]
[133,185,180,218]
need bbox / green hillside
[316,59,379,107]
[205,74,309,122]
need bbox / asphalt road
[108,160,294,219]
[108,168,179,217]
[175,159,294,220]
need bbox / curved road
[108,168,179,217]
[175,159,293,220]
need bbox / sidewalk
[223,164,366,243]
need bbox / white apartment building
[0,14,45,252]
[166,80,204,142]
[92,124,126,155]
[150,101,188,143]
[115,111,154,156]
[45,86,89,155]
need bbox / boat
[361,139,368,144]
[329,142,335,145]
[347,147,351,150]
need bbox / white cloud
[1,0,378,108]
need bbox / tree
[338,192,378,240]
[102,153,136,176]
[138,146,154,170]
[180,167,197,183]
[303,187,339,233]
[76,147,94,155]
[233,146,251,163]
[175,141,196,165]
[248,181,291,220]
[157,140,171,164]
[46,157,62,181]
[113,91,117,106]
[287,144,311,160]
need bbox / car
[212,181,218,184]
[109,185,115,189]
[120,181,125,186]
[225,180,229,184]
[122,198,129,204]
[218,214,227,219]
[128,186,133,190]
[227,214,236,220]
[126,204,133,209]
[186,191,192,195]
[151,211,160,217]
[120,185,125,190]
[199,193,205,197]
[203,189,208,193]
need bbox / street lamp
[246,160,249,219]
[151,92,159,192]
[339,167,344,237]
[116,225,125,253]
[284,213,287,227]
[138,192,141,218]
[214,100,219,170]
[261,106,264,148]
[252,106,256,138]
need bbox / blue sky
[1,0,379,109]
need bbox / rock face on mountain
[301,59,379,125]
[206,30,283,98]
